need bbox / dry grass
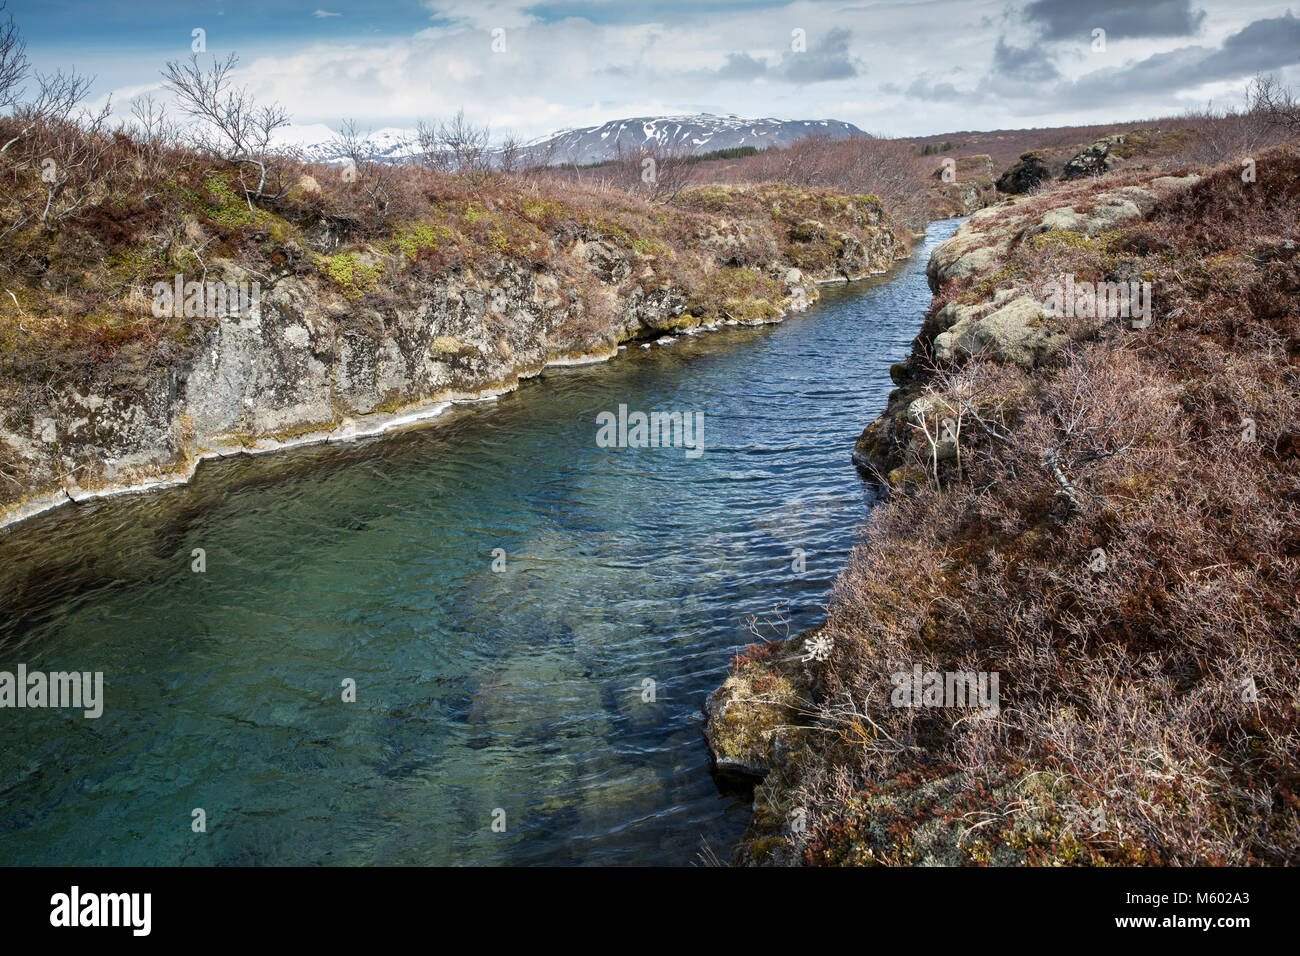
[751,144,1300,866]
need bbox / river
[0,217,962,866]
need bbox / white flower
[801,634,832,663]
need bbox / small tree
[34,94,119,228]
[0,0,27,112]
[129,94,180,181]
[0,59,118,236]
[333,119,398,218]
[635,140,696,203]
[1248,73,1300,138]
[497,131,524,176]
[0,68,93,156]
[416,109,492,180]
[161,52,292,209]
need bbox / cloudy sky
[10,0,1300,141]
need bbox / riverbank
[0,162,912,531]
[707,144,1300,865]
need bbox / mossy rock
[704,634,814,782]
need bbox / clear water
[0,219,961,866]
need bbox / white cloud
[423,1,541,31]
[91,0,1291,142]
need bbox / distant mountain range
[276,114,867,167]
[533,114,866,165]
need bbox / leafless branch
[161,53,292,207]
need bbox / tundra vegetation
[718,128,1300,865]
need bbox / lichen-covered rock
[996,150,1053,194]
[933,295,1069,368]
[925,231,1008,291]
[1027,179,1199,239]
[1060,134,1126,181]
[925,176,1200,293]
[703,635,813,782]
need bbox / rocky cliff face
[0,186,909,529]
[929,154,999,217]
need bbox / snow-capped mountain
[534,115,865,165]
[277,114,866,167]
[273,124,424,164]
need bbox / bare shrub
[747,133,931,228]
[1249,73,1300,139]
[333,119,400,219]
[161,52,293,207]
[0,1,26,112]
[788,149,1300,866]
[416,108,492,181]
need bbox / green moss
[631,237,669,258]
[1024,227,1124,274]
[685,185,742,212]
[592,219,633,244]
[658,314,699,332]
[968,262,1026,301]
[203,177,259,228]
[267,219,294,243]
[316,251,384,299]
[520,198,559,223]
[686,267,785,322]
[179,175,290,235]
[107,243,166,283]
[387,221,452,259]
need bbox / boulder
[703,636,811,782]
[996,151,1052,194]
[1060,134,1126,181]
[926,233,1005,290]
[933,295,1068,368]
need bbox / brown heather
[731,144,1300,866]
